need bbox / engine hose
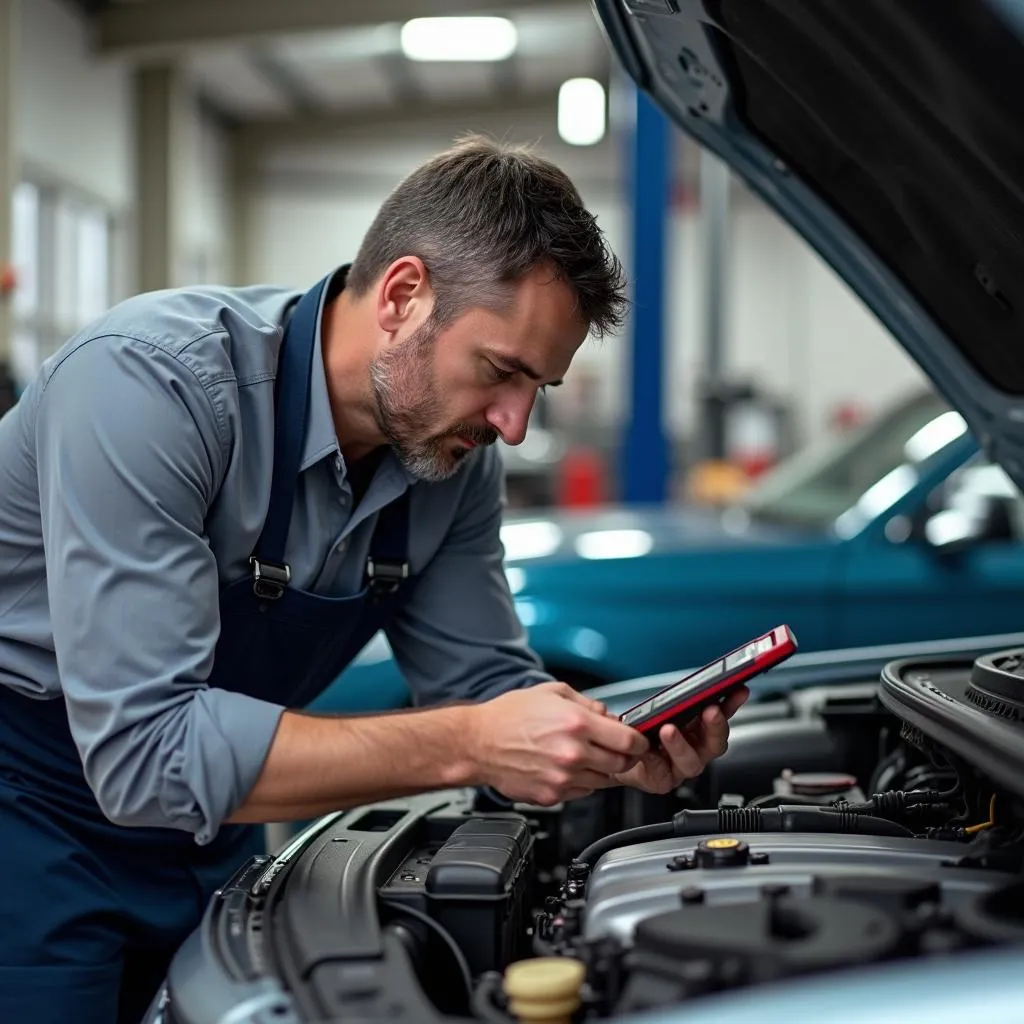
[576,822,675,868]
[672,805,915,838]
[835,788,950,820]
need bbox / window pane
[53,196,78,332]
[11,182,39,319]
[9,327,40,391]
[76,206,110,325]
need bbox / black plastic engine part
[614,894,903,1012]
[697,684,890,806]
[812,875,942,916]
[880,655,1024,807]
[955,879,1024,945]
[379,816,534,978]
[967,650,1024,722]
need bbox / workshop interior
[5,2,1024,1023]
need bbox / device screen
[620,625,797,734]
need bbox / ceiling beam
[245,46,327,114]
[235,91,561,149]
[94,0,558,56]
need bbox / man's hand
[467,682,650,806]
[614,687,749,795]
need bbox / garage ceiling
[71,0,612,127]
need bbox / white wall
[15,0,233,295]
[174,100,233,287]
[248,147,927,449]
[17,0,134,211]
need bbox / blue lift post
[622,86,672,504]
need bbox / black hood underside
[706,0,1024,393]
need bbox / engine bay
[157,647,1024,1024]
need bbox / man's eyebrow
[488,351,563,387]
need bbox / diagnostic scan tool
[620,625,798,741]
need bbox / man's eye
[488,362,515,382]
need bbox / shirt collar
[297,264,419,487]
[299,264,349,473]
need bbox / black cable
[380,900,473,1004]
[747,793,832,809]
[576,821,674,868]
[869,746,905,795]
[673,805,915,838]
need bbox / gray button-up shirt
[0,269,550,844]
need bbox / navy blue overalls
[0,274,414,1024]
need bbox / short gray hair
[347,133,628,337]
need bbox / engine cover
[571,832,1022,1015]
[582,832,1010,945]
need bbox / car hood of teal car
[499,505,810,566]
[593,0,1024,495]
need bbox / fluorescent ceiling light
[400,17,517,62]
[558,77,606,146]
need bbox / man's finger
[658,725,704,779]
[558,685,609,716]
[721,686,749,718]
[585,742,643,776]
[693,705,730,759]
[586,712,650,759]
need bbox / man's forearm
[227,704,478,824]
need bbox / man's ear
[376,256,433,337]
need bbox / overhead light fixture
[558,77,606,146]
[400,17,517,62]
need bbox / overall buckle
[366,557,409,597]
[250,557,291,600]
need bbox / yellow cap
[705,837,741,849]
[503,958,586,1024]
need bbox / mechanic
[0,134,745,1024]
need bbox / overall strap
[366,489,411,598]
[250,274,331,600]
[249,273,413,602]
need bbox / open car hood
[593,0,1024,493]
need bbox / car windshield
[738,391,962,529]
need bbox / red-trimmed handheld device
[619,625,798,740]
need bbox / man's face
[370,265,587,482]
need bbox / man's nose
[486,389,536,447]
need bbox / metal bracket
[366,557,409,596]
[250,557,291,600]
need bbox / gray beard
[368,326,470,483]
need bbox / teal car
[312,387,1024,712]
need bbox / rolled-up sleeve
[385,446,553,706]
[35,334,285,844]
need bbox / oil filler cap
[696,837,750,869]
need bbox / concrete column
[135,62,182,293]
[0,0,19,366]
